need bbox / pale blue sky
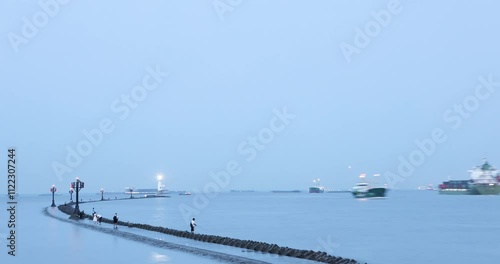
[1,0,500,194]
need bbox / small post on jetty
[129,187,133,199]
[72,177,84,215]
[100,188,104,201]
[69,188,74,202]
[50,185,57,207]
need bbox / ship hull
[438,181,500,195]
[309,187,324,193]
[469,184,500,195]
[352,187,387,198]
[438,189,470,195]
[439,160,500,195]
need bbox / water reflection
[71,224,82,251]
[150,251,170,263]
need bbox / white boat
[352,173,387,198]
[309,178,325,193]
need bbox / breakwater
[58,203,362,264]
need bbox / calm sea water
[81,190,500,264]
[2,191,499,264]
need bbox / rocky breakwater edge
[57,202,363,264]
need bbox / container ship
[439,159,500,195]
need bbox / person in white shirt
[190,218,197,233]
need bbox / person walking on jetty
[97,214,102,225]
[190,218,197,233]
[93,212,98,224]
[113,213,119,229]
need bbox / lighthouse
[157,174,166,195]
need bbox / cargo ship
[438,180,471,194]
[439,159,500,195]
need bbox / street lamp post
[100,188,104,201]
[72,177,85,215]
[50,185,57,207]
[69,188,74,202]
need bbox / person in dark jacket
[113,213,119,229]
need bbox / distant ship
[417,184,436,190]
[309,178,325,193]
[125,178,168,197]
[468,160,500,195]
[272,190,302,193]
[439,159,500,195]
[326,190,351,193]
[351,173,387,198]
